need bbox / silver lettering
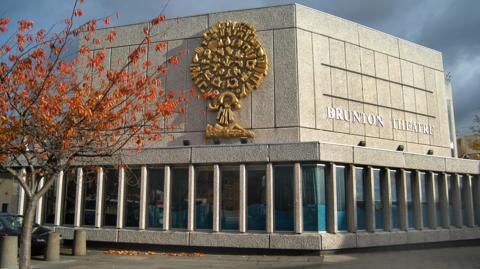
[367,114,376,125]
[336,108,344,120]
[353,111,362,123]
[377,116,384,127]
[327,107,336,119]
[344,109,351,121]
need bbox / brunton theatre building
[19,4,480,250]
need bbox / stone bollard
[0,236,18,269]
[44,232,60,261]
[73,230,86,256]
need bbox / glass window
[473,177,479,226]
[447,174,455,226]
[336,166,347,231]
[247,165,266,231]
[170,167,188,229]
[419,172,428,228]
[62,169,77,225]
[433,173,443,227]
[461,175,469,226]
[373,168,383,230]
[125,168,141,228]
[103,168,118,227]
[147,168,164,229]
[82,168,97,226]
[195,166,213,230]
[405,171,414,228]
[356,167,366,230]
[221,166,239,230]
[43,180,56,224]
[302,164,326,232]
[390,170,400,229]
[274,165,294,232]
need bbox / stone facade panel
[297,30,316,128]
[274,28,299,127]
[252,31,275,128]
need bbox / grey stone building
[22,4,480,251]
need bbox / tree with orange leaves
[0,1,188,268]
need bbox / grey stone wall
[84,4,453,156]
[295,4,451,156]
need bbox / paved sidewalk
[31,245,480,269]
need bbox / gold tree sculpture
[190,21,268,139]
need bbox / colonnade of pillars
[16,164,480,234]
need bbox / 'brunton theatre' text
[327,107,434,135]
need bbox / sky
[2,0,479,136]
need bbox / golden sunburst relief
[190,20,269,139]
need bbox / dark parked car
[0,213,55,255]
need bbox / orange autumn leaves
[0,0,189,164]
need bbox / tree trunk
[19,199,36,269]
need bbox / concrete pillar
[187,165,195,231]
[426,172,437,229]
[453,174,462,227]
[163,166,171,231]
[266,163,274,233]
[398,169,408,231]
[473,175,480,226]
[464,175,474,227]
[116,167,126,229]
[95,167,104,228]
[44,232,60,261]
[74,168,83,227]
[35,177,45,224]
[212,164,220,232]
[239,164,247,233]
[439,173,450,228]
[382,168,392,232]
[413,171,423,230]
[54,171,64,226]
[294,163,303,234]
[73,229,86,256]
[326,163,337,234]
[0,236,18,269]
[365,167,375,232]
[17,168,26,215]
[346,165,357,233]
[139,166,148,230]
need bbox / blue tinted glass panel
[336,166,347,231]
[82,168,97,226]
[419,172,428,228]
[63,169,77,225]
[171,168,188,229]
[247,166,266,231]
[473,178,479,226]
[44,179,56,224]
[390,170,400,229]
[356,168,366,230]
[125,168,141,227]
[195,166,213,230]
[461,176,468,226]
[405,171,414,228]
[221,166,239,230]
[274,165,294,231]
[302,165,326,232]
[447,175,455,226]
[433,174,442,227]
[147,168,164,229]
[103,168,118,227]
[373,169,383,230]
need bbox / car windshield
[0,215,23,230]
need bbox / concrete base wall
[53,226,480,251]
